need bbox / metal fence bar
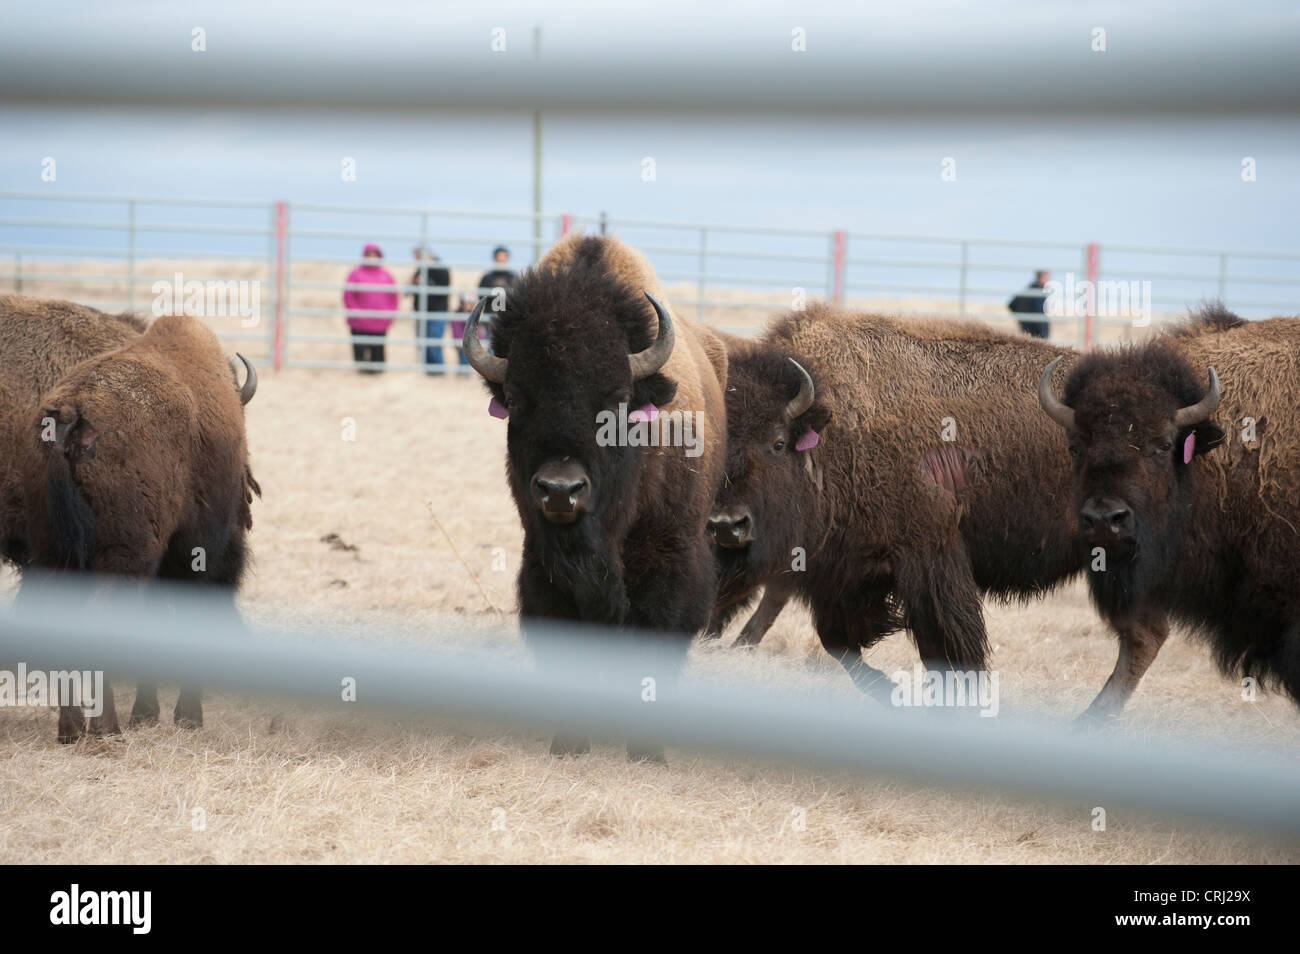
[0,579,1297,839]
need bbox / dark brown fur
[19,314,260,740]
[480,233,726,759]
[713,304,1083,699]
[0,295,145,564]
[1058,306,1300,708]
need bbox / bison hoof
[626,744,667,765]
[129,711,159,728]
[57,731,83,745]
[1072,709,1118,731]
[173,715,203,730]
[549,735,591,757]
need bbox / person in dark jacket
[1008,270,1051,339]
[411,245,452,371]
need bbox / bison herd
[2,232,1299,754]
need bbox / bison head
[1038,346,1224,609]
[463,260,677,536]
[709,345,832,582]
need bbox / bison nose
[532,461,590,524]
[708,509,753,548]
[1080,498,1133,535]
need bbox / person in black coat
[411,246,453,371]
[1009,270,1051,339]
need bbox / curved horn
[631,293,676,380]
[1174,367,1221,428]
[1037,355,1075,430]
[233,353,257,405]
[784,358,815,420]
[463,297,508,384]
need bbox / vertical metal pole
[1084,242,1099,350]
[127,200,137,312]
[560,213,572,235]
[273,201,288,371]
[958,241,969,318]
[599,211,607,236]
[418,211,429,368]
[13,252,20,294]
[832,230,846,305]
[1217,253,1228,301]
[532,26,542,264]
[697,227,708,321]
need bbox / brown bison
[463,233,727,759]
[709,304,1087,703]
[1,296,146,564]
[19,313,259,741]
[1038,305,1300,710]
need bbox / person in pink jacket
[343,243,399,372]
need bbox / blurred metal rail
[0,579,1296,838]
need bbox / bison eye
[773,438,786,452]
[1157,440,1172,453]
[1068,445,1079,458]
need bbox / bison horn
[463,297,508,384]
[631,293,676,380]
[1038,356,1075,430]
[784,358,815,421]
[1174,367,1221,428]
[233,353,257,405]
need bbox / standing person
[450,245,515,370]
[411,245,452,372]
[1008,269,1051,339]
[343,243,399,373]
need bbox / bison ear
[805,403,832,435]
[632,372,676,410]
[1189,422,1226,458]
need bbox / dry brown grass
[0,364,1296,864]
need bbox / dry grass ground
[0,364,1296,864]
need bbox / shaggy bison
[710,304,1085,702]
[19,313,259,741]
[463,232,727,759]
[1038,305,1300,710]
[1,295,146,564]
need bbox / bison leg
[732,579,794,648]
[130,680,160,726]
[812,589,901,706]
[896,546,989,671]
[86,682,120,737]
[174,685,203,729]
[57,705,86,744]
[1080,609,1169,722]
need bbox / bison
[1,295,146,564]
[462,232,727,759]
[709,304,1088,704]
[18,313,260,741]
[1038,305,1300,710]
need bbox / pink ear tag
[628,403,659,423]
[1182,432,1195,464]
[795,428,819,452]
[488,396,509,419]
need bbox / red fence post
[1084,241,1099,350]
[560,213,572,235]
[273,200,288,371]
[831,230,846,305]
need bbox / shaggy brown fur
[0,295,146,564]
[0,295,146,407]
[19,314,260,741]
[1056,305,1300,707]
[713,303,1084,701]
[478,233,727,759]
